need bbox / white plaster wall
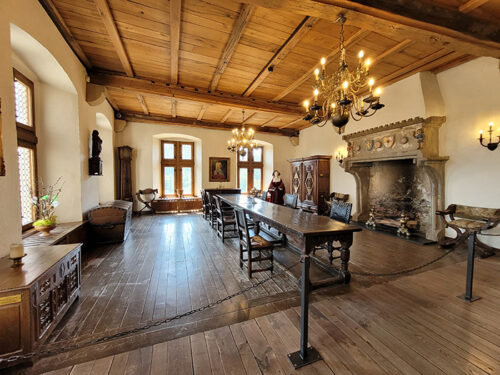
[437,58,500,246]
[0,0,114,256]
[96,114,115,203]
[115,122,296,208]
[296,59,500,247]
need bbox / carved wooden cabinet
[289,155,331,213]
[0,244,81,367]
[117,146,133,201]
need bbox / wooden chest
[88,200,133,243]
[0,244,81,367]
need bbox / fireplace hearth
[342,117,448,241]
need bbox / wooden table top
[218,194,361,238]
[0,244,81,291]
[22,221,86,248]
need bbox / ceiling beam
[260,115,280,127]
[117,112,299,137]
[458,0,490,13]
[273,29,370,101]
[220,109,233,123]
[39,0,92,69]
[358,49,455,96]
[371,39,413,65]
[104,88,120,111]
[431,54,476,74]
[197,104,207,120]
[89,71,304,116]
[136,94,149,115]
[240,0,500,58]
[241,111,257,125]
[209,4,255,92]
[242,16,319,97]
[94,0,134,77]
[279,117,303,129]
[171,99,177,118]
[170,0,182,84]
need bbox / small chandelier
[227,109,256,157]
[302,14,385,134]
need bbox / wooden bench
[436,204,500,257]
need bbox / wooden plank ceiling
[40,0,500,135]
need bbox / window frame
[160,140,195,197]
[14,69,38,231]
[237,146,263,193]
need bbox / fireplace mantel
[341,116,449,241]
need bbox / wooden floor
[39,254,500,374]
[8,213,474,374]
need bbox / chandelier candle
[302,14,385,134]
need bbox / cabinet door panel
[0,303,21,354]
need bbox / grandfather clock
[117,146,133,201]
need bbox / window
[238,147,263,193]
[160,141,194,197]
[14,69,37,229]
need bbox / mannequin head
[272,170,281,182]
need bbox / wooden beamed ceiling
[40,0,499,135]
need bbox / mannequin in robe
[268,170,285,204]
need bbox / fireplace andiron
[397,212,411,237]
[366,207,376,228]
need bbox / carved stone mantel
[342,116,448,241]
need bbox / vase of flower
[33,222,56,237]
[31,177,63,237]
[176,189,184,198]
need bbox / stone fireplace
[342,117,448,241]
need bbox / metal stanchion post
[458,231,481,302]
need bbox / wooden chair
[436,204,500,257]
[201,190,210,221]
[283,193,298,209]
[234,207,274,278]
[135,188,158,215]
[260,190,268,201]
[205,192,218,228]
[214,196,237,241]
[314,200,353,264]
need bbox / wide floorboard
[39,256,500,374]
[8,213,472,374]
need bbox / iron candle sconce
[479,122,500,151]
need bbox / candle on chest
[10,243,24,259]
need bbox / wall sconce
[335,150,346,165]
[479,122,500,151]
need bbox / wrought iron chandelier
[227,109,256,157]
[303,15,385,134]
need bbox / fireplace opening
[366,159,432,239]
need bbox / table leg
[287,254,321,369]
[339,234,353,284]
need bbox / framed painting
[209,157,230,182]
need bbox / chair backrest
[283,193,298,209]
[454,204,500,221]
[214,195,223,215]
[136,188,158,203]
[329,192,349,202]
[260,190,268,200]
[329,200,352,223]
[234,207,251,245]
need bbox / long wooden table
[218,194,361,368]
